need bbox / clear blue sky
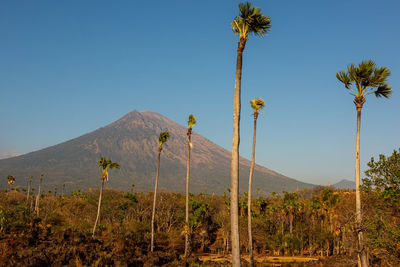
[1,0,399,185]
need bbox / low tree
[92,157,120,237]
[151,131,170,252]
[362,148,400,207]
[362,148,400,264]
[6,175,15,191]
[336,60,392,267]
[34,173,44,216]
[185,114,197,257]
[247,98,265,266]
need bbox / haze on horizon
[0,0,399,185]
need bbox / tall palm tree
[92,157,120,237]
[26,175,33,201]
[150,131,170,252]
[247,98,265,267]
[336,60,392,267]
[6,175,15,191]
[231,2,271,265]
[185,114,197,257]
[35,173,44,216]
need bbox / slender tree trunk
[151,148,162,252]
[26,180,31,201]
[35,178,42,217]
[247,113,258,267]
[92,180,104,237]
[185,130,192,257]
[231,37,246,267]
[355,106,368,267]
[289,211,293,234]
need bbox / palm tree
[230,3,271,265]
[6,175,15,191]
[336,60,392,267]
[185,114,197,257]
[92,157,120,237]
[247,98,265,266]
[26,175,33,201]
[150,131,170,252]
[62,183,65,198]
[34,173,44,216]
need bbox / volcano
[0,110,313,194]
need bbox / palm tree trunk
[185,132,192,257]
[231,36,246,267]
[355,107,368,267]
[247,113,258,267]
[26,181,30,200]
[35,178,42,217]
[92,180,104,237]
[289,211,293,234]
[151,149,161,252]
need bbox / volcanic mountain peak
[0,110,313,194]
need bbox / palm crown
[336,60,392,106]
[188,114,197,128]
[250,98,265,114]
[97,156,120,182]
[7,175,15,185]
[231,2,271,39]
[158,131,170,147]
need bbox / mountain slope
[0,110,313,194]
[332,179,355,190]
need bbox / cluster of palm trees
[230,2,392,267]
[5,173,46,217]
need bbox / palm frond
[370,67,391,87]
[336,71,352,90]
[374,84,392,98]
[110,162,120,169]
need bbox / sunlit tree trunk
[34,177,42,217]
[151,148,162,252]
[92,180,104,237]
[355,105,368,267]
[185,129,192,257]
[247,112,258,267]
[26,179,31,201]
[231,37,246,267]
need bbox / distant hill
[0,110,313,194]
[332,179,355,190]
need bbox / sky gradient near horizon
[1,0,399,185]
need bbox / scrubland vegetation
[1,149,399,266]
[1,1,396,266]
